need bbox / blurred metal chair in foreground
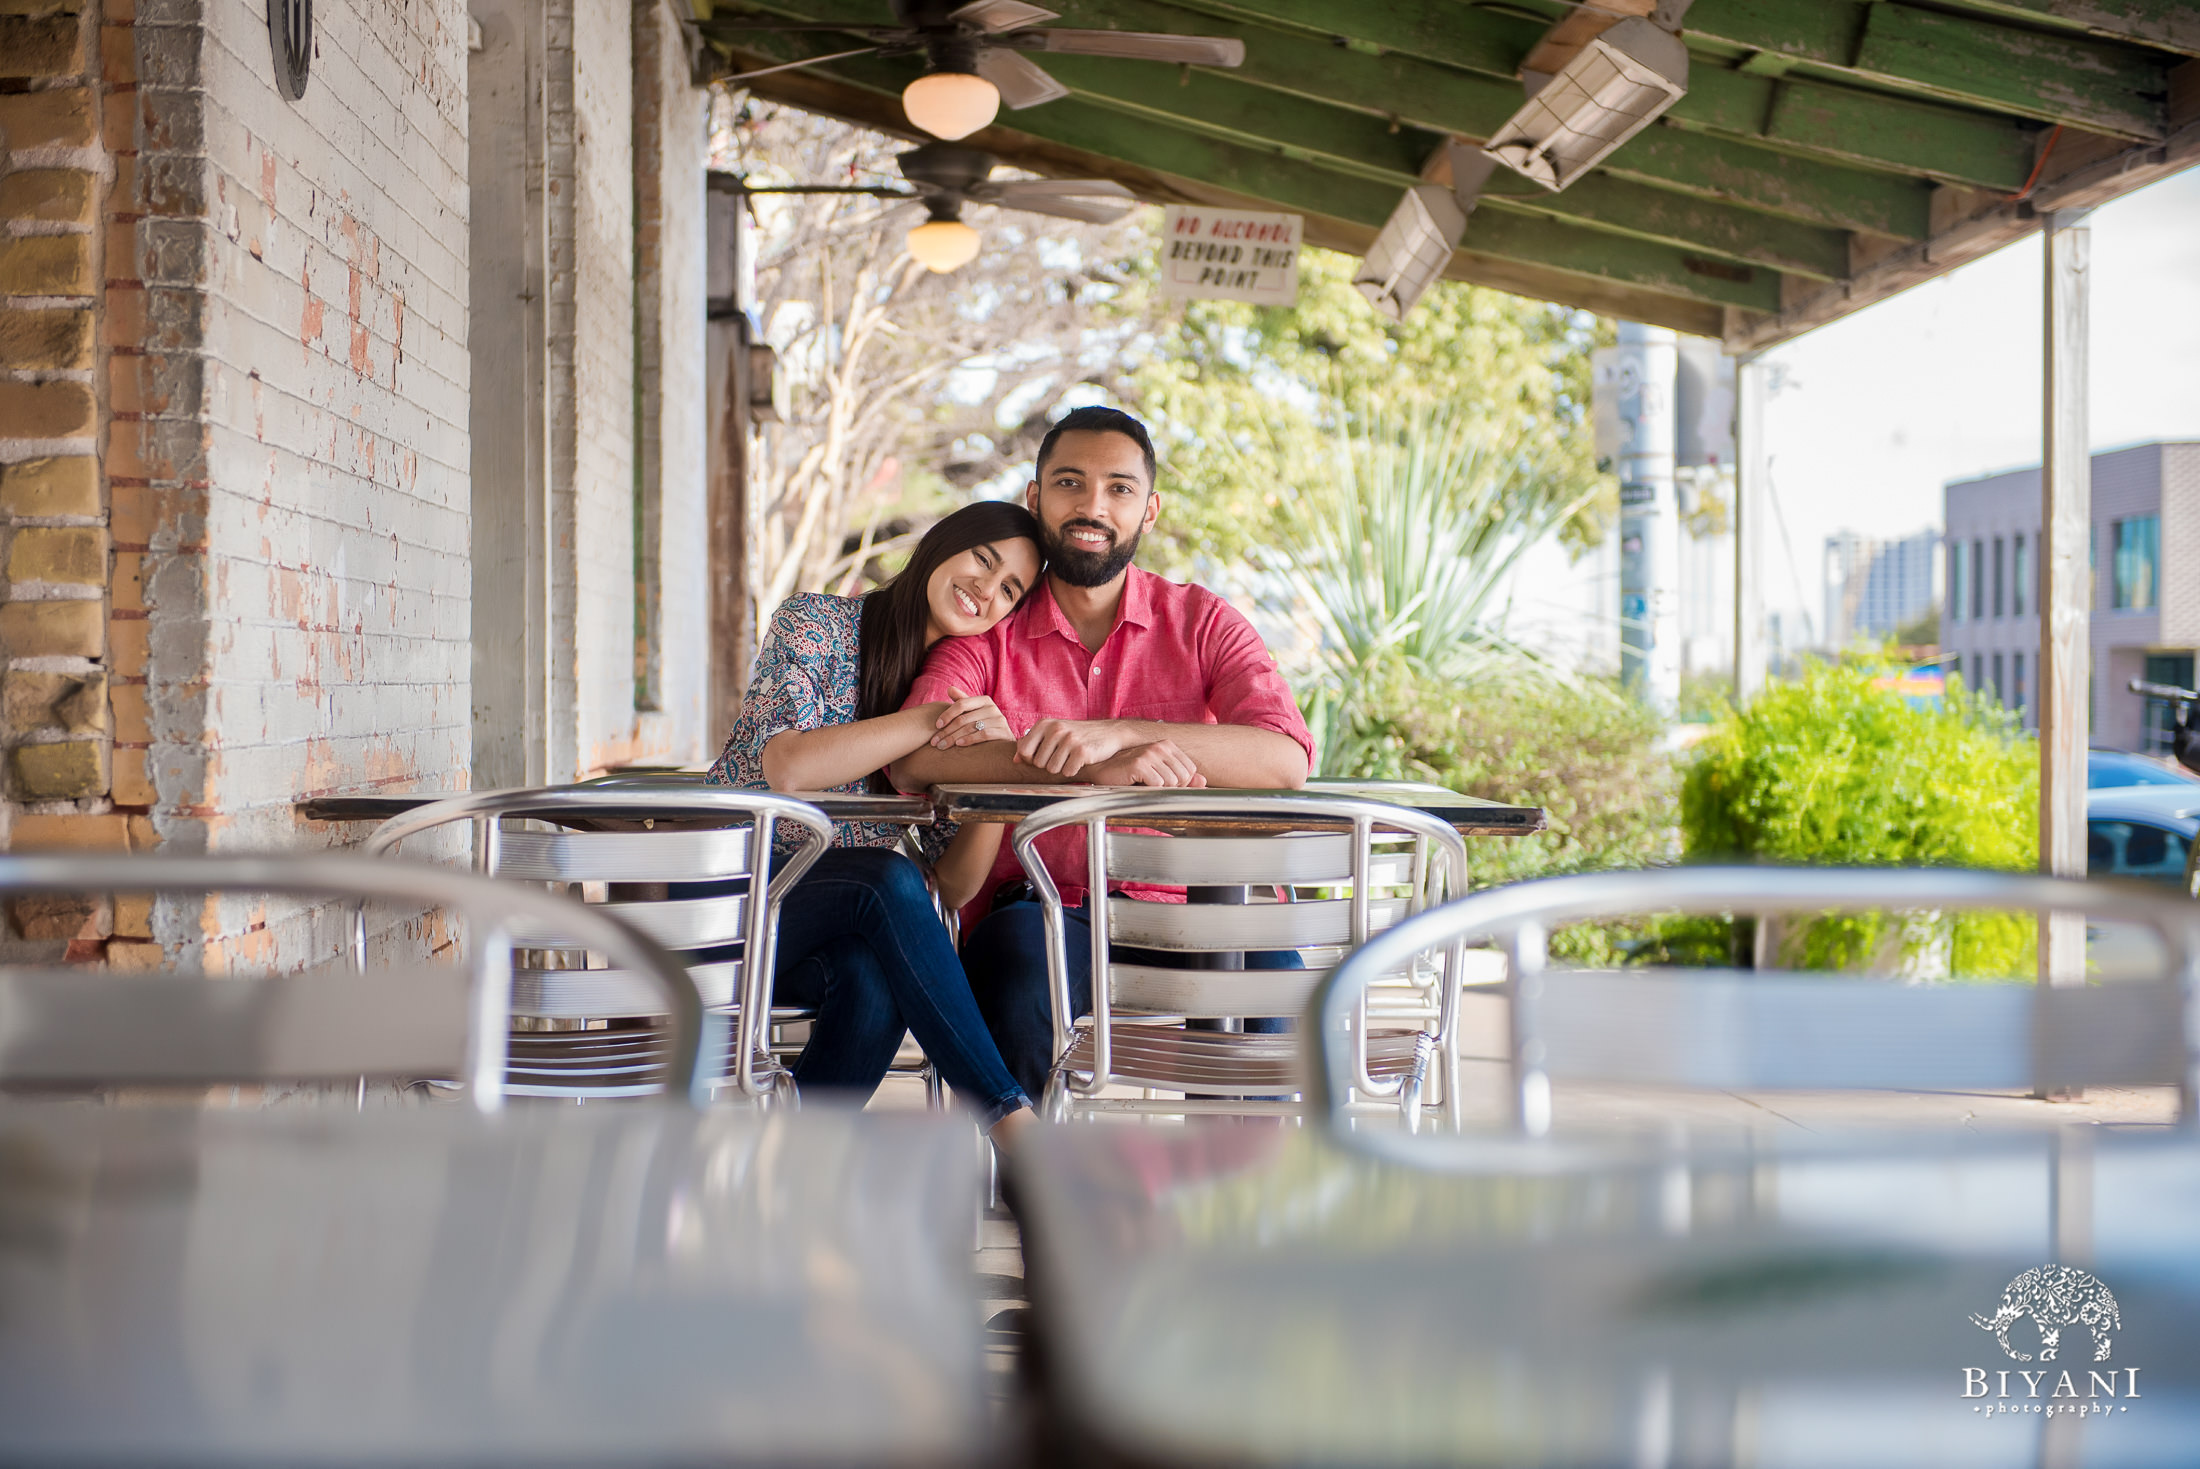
[365,787,830,1102]
[1008,869,2200,1469]
[0,853,712,1107]
[1012,790,1469,1124]
[1308,866,2197,1142]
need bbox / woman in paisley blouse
[710,501,1043,1143]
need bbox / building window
[1971,539,1985,620]
[2013,534,2027,618]
[2012,652,2025,721]
[1992,537,2005,618]
[2143,654,2195,754]
[1949,541,1966,624]
[2112,515,2159,610]
[1991,652,2004,702]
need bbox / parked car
[2087,747,2200,789]
[2085,785,2200,981]
[2086,785,2200,887]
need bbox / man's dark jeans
[960,897,1299,1103]
[768,848,1029,1126]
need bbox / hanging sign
[1158,205,1301,305]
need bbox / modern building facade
[1823,528,1940,648]
[1943,442,2200,750]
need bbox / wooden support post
[1732,352,1768,704]
[706,316,753,745]
[2038,209,2092,1000]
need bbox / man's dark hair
[1034,405,1156,487]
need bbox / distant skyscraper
[1824,529,1942,648]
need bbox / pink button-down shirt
[905,566,1314,920]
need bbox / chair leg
[922,1060,946,1112]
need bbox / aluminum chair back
[1308,866,2200,1148]
[1011,790,1469,1121]
[0,853,711,1109]
[366,788,831,1099]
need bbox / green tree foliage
[1681,662,2039,977]
[1123,248,1612,576]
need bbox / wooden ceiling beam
[1683,0,2169,142]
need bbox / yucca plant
[1257,402,1607,775]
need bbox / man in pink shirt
[892,406,1314,1100]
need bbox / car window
[2088,751,2200,788]
[2087,819,2193,886]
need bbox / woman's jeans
[769,847,1029,1126]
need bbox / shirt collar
[1024,565,1158,642]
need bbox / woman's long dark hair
[857,499,1043,733]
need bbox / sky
[1752,165,2200,637]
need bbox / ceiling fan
[895,142,1137,269]
[718,0,1247,141]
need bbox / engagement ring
[975,720,986,732]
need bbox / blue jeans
[960,898,1299,1102]
[769,848,1029,1126]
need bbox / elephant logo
[1970,1265,2120,1363]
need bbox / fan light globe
[902,70,999,140]
[907,218,981,273]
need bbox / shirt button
[1089,666,1099,678]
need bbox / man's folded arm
[1098,719,1308,788]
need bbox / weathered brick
[108,612,146,675]
[110,549,143,610]
[100,87,133,150]
[126,812,153,850]
[0,17,82,77]
[109,679,147,741]
[4,669,105,732]
[0,380,96,438]
[0,306,93,369]
[10,893,100,941]
[105,937,162,969]
[112,892,151,938]
[0,235,93,296]
[0,0,88,17]
[14,739,106,798]
[0,169,93,225]
[110,744,151,803]
[0,597,102,656]
[109,350,196,413]
[0,456,98,517]
[98,22,132,83]
[0,87,95,149]
[9,811,127,850]
[8,526,106,584]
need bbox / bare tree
[708,93,1149,632]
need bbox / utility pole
[2039,210,2092,997]
[1614,322,1682,713]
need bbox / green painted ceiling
[690,0,2200,346]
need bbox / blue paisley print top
[707,592,951,860]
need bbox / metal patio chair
[1305,866,2200,1144]
[364,787,830,1102]
[1013,790,1471,1124]
[0,853,711,1108]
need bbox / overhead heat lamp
[1482,5,1693,192]
[1354,143,1497,321]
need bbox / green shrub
[1307,653,1676,892]
[1680,661,2039,977]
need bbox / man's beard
[1045,519,1141,587]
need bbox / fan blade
[982,187,1136,224]
[975,48,1069,109]
[983,177,1136,203]
[728,45,881,82]
[1019,29,1244,66]
[950,0,1058,32]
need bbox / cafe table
[0,1100,990,1467]
[1012,1122,2200,1469]
[930,777,1544,837]
[296,782,935,829]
